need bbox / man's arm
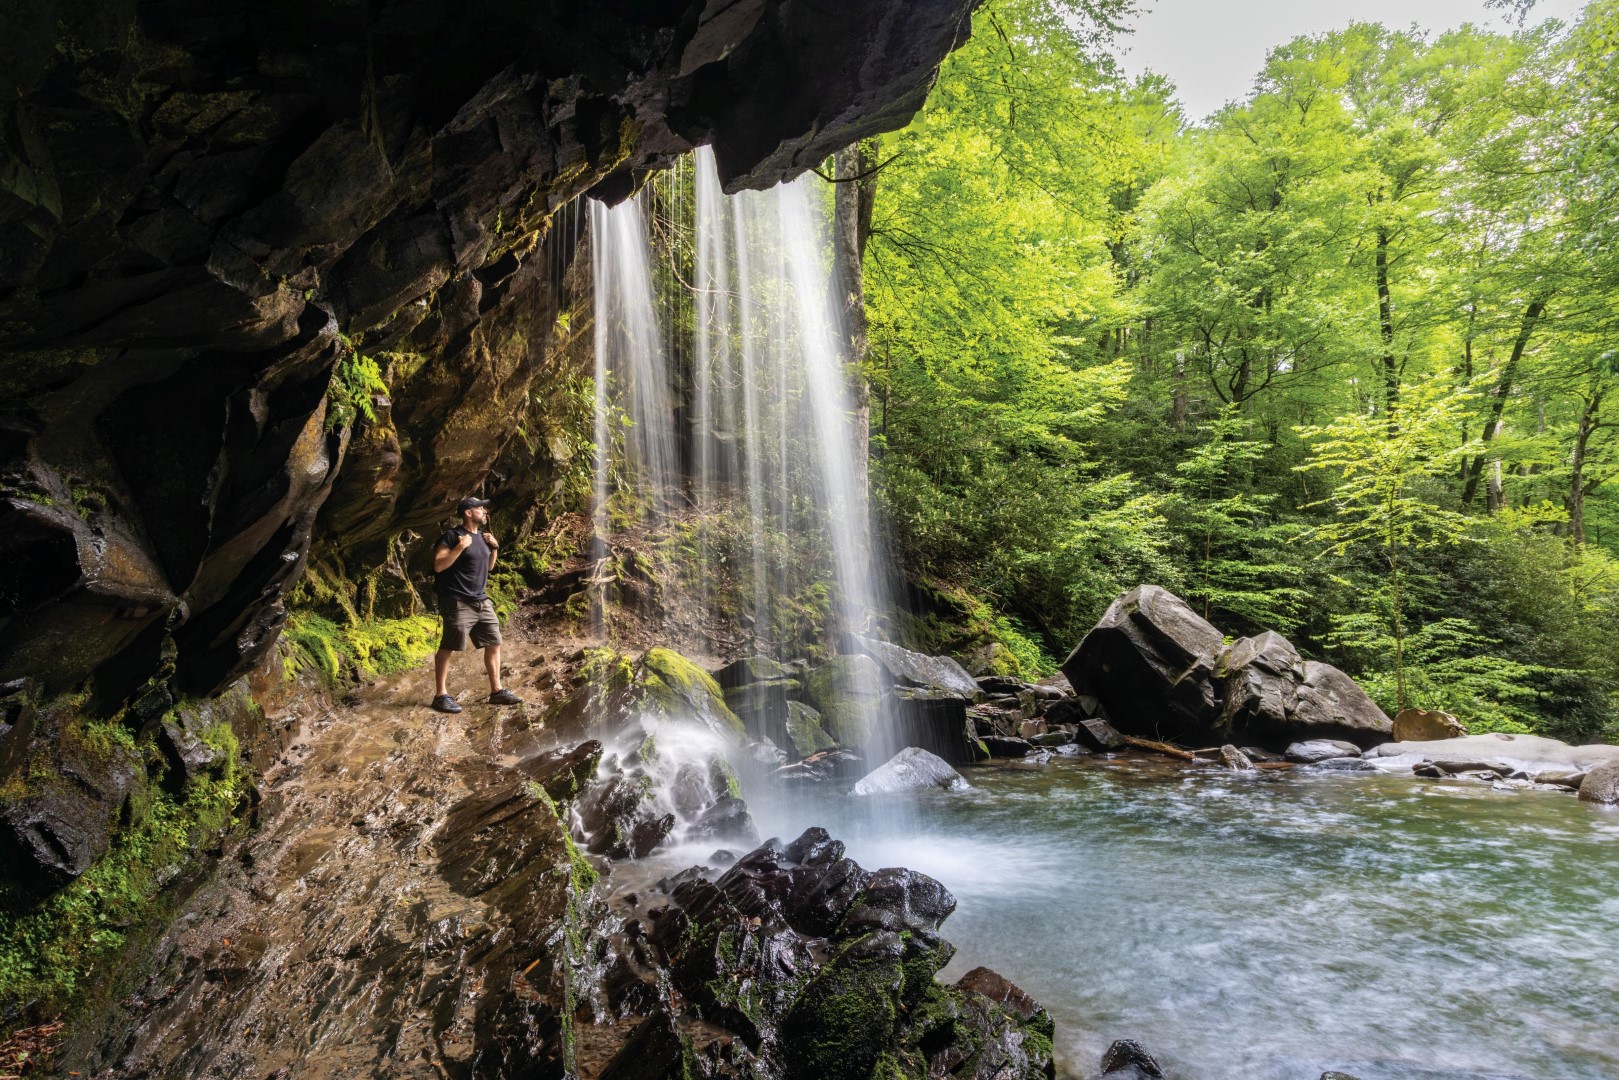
[484,532,498,570]
[434,533,472,573]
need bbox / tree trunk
[1568,390,1602,545]
[1172,350,1188,428]
[1462,298,1546,507]
[1375,228,1397,435]
[832,138,878,499]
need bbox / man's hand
[483,531,498,568]
[456,533,473,551]
[482,532,498,550]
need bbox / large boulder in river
[1367,732,1619,777]
[847,635,980,696]
[806,654,890,749]
[852,747,969,795]
[1064,585,1391,751]
[891,687,976,764]
[1392,707,1466,742]
[1061,585,1225,742]
[1577,760,1619,804]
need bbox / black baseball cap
[457,496,491,512]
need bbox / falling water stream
[585,156,1619,1080]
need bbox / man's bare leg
[434,649,454,697]
[484,643,502,693]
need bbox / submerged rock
[1367,733,1619,776]
[851,747,969,795]
[1100,1038,1167,1079]
[1218,744,1255,771]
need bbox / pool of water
[731,755,1619,1080]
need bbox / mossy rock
[641,648,745,742]
[781,932,905,1080]
[805,654,888,749]
[785,701,836,758]
[961,641,1023,679]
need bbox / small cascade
[587,149,887,660]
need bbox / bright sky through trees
[1120,0,1591,119]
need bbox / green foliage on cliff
[866,0,1619,740]
[282,611,440,686]
[325,347,389,431]
[0,713,249,1021]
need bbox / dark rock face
[0,0,980,709]
[891,686,976,764]
[848,634,981,696]
[1063,586,1391,751]
[1100,1038,1167,1080]
[599,827,1054,1079]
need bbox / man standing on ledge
[430,496,523,713]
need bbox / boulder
[1030,731,1074,748]
[784,701,837,759]
[1392,707,1466,742]
[974,675,1028,696]
[1100,1039,1166,1080]
[848,635,980,696]
[1285,662,1393,747]
[724,679,798,741]
[851,747,969,796]
[1366,733,1619,776]
[1218,744,1254,771]
[1061,585,1225,743]
[1018,719,1048,740]
[1305,756,1376,772]
[1072,717,1128,753]
[1578,760,1619,804]
[1285,739,1364,764]
[891,687,975,765]
[980,736,1034,759]
[713,655,794,689]
[805,654,889,749]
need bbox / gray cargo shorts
[438,593,501,651]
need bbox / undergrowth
[282,611,440,687]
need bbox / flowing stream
[734,758,1619,1080]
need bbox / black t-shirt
[435,528,491,599]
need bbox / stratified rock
[1061,585,1225,743]
[1578,760,1619,804]
[1100,1039,1166,1079]
[0,679,38,783]
[806,654,889,748]
[1392,707,1467,742]
[1285,662,1393,747]
[848,635,981,696]
[1218,744,1254,771]
[1366,732,1619,776]
[852,747,969,796]
[1305,756,1376,772]
[1285,739,1364,764]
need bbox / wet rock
[580,774,676,859]
[975,675,1030,696]
[954,967,1052,1032]
[713,655,793,689]
[1320,1073,1365,1080]
[848,634,981,696]
[1306,756,1377,772]
[891,686,975,764]
[1578,760,1619,804]
[0,730,143,894]
[852,747,969,795]
[1072,717,1128,753]
[687,796,758,847]
[981,736,1035,758]
[1218,744,1254,771]
[805,653,889,748]
[1286,739,1364,764]
[1100,1038,1167,1079]
[1392,707,1467,742]
[0,679,38,783]
[783,700,837,758]
[1367,732,1619,775]
[598,1008,693,1079]
[1019,719,1048,740]
[1030,731,1074,748]
[726,678,798,741]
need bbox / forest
[861,0,1619,742]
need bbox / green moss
[897,578,1053,678]
[282,610,438,687]
[0,711,250,1023]
[325,347,389,432]
[642,649,744,737]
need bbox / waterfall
[588,149,885,658]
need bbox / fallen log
[1122,735,1200,762]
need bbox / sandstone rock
[848,635,980,696]
[1578,760,1619,804]
[1305,756,1376,772]
[851,747,969,796]
[1061,585,1226,743]
[1392,707,1467,742]
[806,654,889,749]
[1285,739,1364,764]
[1367,733,1619,775]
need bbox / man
[430,496,523,713]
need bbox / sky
[1117,0,1592,120]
